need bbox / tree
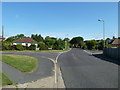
[70,36,84,48]
[44,36,56,48]
[38,41,48,50]
[85,40,98,50]
[53,38,64,50]
[98,40,104,50]
[64,38,70,50]
[5,34,25,43]
[113,36,115,40]
[31,34,43,42]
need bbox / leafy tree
[53,38,64,50]
[98,40,104,50]
[64,38,70,42]
[113,36,115,40]
[38,41,48,50]
[44,36,56,48]
[70,36,84,48]
[86,40,98,50]
[31,34,43,42]
[5,34,25,43]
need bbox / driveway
[1,51,60,84]
[58,48,118,88]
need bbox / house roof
[14,37,37,43]
[112,38,120,45]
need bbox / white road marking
[83,50,92,55]
[41,48,72,85]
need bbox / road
[1,51,59,84]
[58,48,118,88]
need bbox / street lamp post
[98,19,105,48]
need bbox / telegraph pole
[2,25,4,42]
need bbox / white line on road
[41,49,72,86]
[55,48,71,84]
[83,50,92,55]
[56,48,71,63]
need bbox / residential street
[1,49,119,88]
[58,48,118,88]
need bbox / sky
[2,2,118,40]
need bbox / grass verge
[1,54,38,72]
[0,71,13,86]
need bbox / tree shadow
[92,54,120,65]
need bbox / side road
[1,51,65,88]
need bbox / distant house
[111,38,120,47]
[13,37,38,47]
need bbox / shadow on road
[92,54,120,65]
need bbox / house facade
[13,37,38,47]
[111,38,120,47]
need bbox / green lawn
[0,50,64,52]
[0,71,13,86]
[1,54,38,72]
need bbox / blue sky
[2,2,118,40]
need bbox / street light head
[98,19,104,22]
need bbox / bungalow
[111,38,120,47]
[13,37,38,47]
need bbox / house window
[17,43,22,45]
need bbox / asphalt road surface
[1,51,59,84]
[58,48,118,88]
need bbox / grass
[1,54,38,72]
[0,50,64,52]
[0,71,13,86]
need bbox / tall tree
[6,34,25,42]
[31,34,43,42]
[70,36,84,48]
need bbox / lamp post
[98,19,105,48]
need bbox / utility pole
[98,19,105,48]
[2,25,4,42]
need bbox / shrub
[2,41,12,50]
[38,42,48,50]
[82,44,87,49]
[105,44,112,48]
[16,44,24,51]
[29,44,36,50]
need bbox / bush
[2,41,12,50]
[82,44,87,49]
[38,42,48,50]
[105,44,112,48]
[16,44,24,51]
[29,44,36,50]
[86,40,98,50]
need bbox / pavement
[58,48,118,88]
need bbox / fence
[103,48,120,60]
